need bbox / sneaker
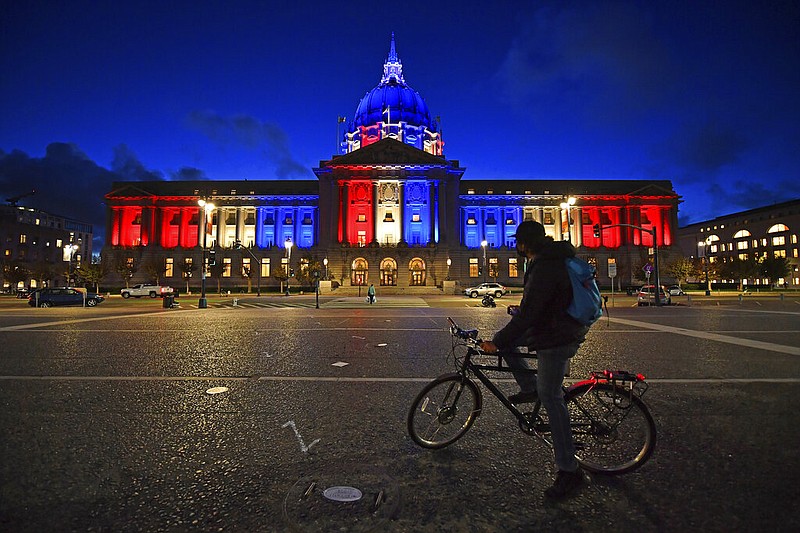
[544,469,586,500]
[508,390,538,404]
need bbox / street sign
[643,263,654,273]
[608,264,617,278]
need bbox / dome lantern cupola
[343,33,444,156]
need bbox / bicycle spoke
[567,383,656,474]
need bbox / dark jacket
[492,240,589,351]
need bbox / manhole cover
[283,464,400,532]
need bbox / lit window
[223,258,232,277]
[469,257,479,277]
[19,234,26,244]
[488,257,498,278]
[737,241,748,250]
[768,223,790,233]
[772,236,786,246]
[468,189,475,195]
[357,231,367,247]
[357,214,366,222]
[242,257,251,277]
[165,258,174,277]
[509,258,518,277]
[261,258,270,277]
[467,217,477,225]
[412,214,421,222]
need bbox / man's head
[512,220,550,256]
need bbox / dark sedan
[28,288,105,308]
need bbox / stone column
[428,181,436,244]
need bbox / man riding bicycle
[480,220,591,499]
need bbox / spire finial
[381,32,405,85]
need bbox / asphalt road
[1,294,799,532]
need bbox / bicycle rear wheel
[407,374,482,449]
[566,382,656,475]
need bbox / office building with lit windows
[103,35,681,292]
[677,199,800,288]
[1,204,93,290]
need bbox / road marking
[0,375,798,384]
[608,316,800,356]
[282,420,320,453]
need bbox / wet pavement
[1,295,799,531]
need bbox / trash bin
[163,295,174,308]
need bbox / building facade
[103,36,681,292]
[0,204,93,290]
[677,199,800,288]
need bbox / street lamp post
[323,257,328,280]
[446,257,451,281]
[198,199,215,309]
[698,238,712,295]
[481,240,488,283]
[285,238,293,295]
[65,243,79,285]
[559,196,576,244]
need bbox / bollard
[232,297,239,307]
[780,293,784,302]
[738,294,743,303]
[687,295,692,306]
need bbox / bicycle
[407,318,656,475]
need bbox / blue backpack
[565,257,603,326]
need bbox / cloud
[111,144,164,181]
[494,3,675,121]
[0,143,119,251]
[171,167,207,180]
[186,110,311,178]
[663,120,750,174]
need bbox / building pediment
[322,138,450,167]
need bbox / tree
[273,265,289,293]
[141,257,167,285]
[112,253,138,287]
[295,258,323,289]
[76,263,108,293]
[29,261,56,289]
[665,258,696,288]
[3,261,29,290]
[241,262,254,293]
[719,257,759,291]
[759,256,791,287]
[179,259,198,293]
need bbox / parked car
[28,287,105,308]
[464,282,508,298]
[637,285,671,306]
[121,284,174,298]
[667,285,686,296]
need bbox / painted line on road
[608,316,800,356]
[0,375,799,384]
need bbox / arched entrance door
[380,258,397,286]
[351,258,368,287]
[409,257,426,286]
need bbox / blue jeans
[537,343,581,472]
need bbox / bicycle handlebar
[447,317,481,345]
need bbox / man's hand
[480,341,498,353]
[507,305,520,316]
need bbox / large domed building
[103,35,681,296]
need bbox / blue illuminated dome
[343,34,444,156]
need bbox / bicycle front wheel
[566,382,656,475]
[407,374,482,449]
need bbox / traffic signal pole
[594,223,661,306]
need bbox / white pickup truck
[120,284,174,298]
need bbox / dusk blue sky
[1,0,799,249]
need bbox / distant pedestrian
[367,283,376,304]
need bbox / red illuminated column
[340,183,349,244]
